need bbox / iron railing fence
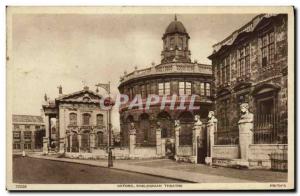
[214,126,239,145]
[254,114,287,144]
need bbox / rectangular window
[69,113,77,126]
[83,113,91,125]
[24,142,32,150]
[13,143,21,150]
[206,83,211,96]
[261,30,275,67]
[35,125,40,130]
[24,131,32,140]
[238,44,250,77]
[164,82,170,95]
[96,114,104,126]
[179,82,185,95]
[158,83,164,96]
[185,82,192,95]
[200,83,205,96]
[13,131,21,140]
[25,125,30,131]
[14,125,20,131]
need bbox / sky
[9,13,256,129]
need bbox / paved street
[26,154,288,183]
[13,156,185,184]
[119,159,288,183]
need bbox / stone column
[129,123,136,157]
[78,134,82,153]
[192,116,202,163]
[238,103,254,166]
[69,134,73,152]
[90,132,95,152]
[156,123,162,156]
[174,120,180,160]
[59,137,65,154]
[43,137,49,154]
[205,111,217,165]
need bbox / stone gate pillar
[59,137,65,154]
[238,103,254,166]
[205,111,217,165]
[192,115,202,163]
[129,123,136,156]
[174,120,181,160]
[156,122,162,156]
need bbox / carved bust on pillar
[238,103,254,124]
[174,120,181,129]
[194,115,202,127]
[129,122,136,135]
[208,111,218,125]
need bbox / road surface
[13,156,185,184]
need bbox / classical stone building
[12,115,45,153]
[208,14,288,145]
[42,86,109,154]
[118,16,213,161]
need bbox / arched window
[139,113,150,143]
[69,113,77,126]
[97,114,104,126]
[178,111,194,146]
[82,113,91,125]
[81,131,90,151]
[157,111,172,138]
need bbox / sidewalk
[28,154,287,183]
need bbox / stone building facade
[118,16,213,160]
[208,14,288,144]
[12,115,45,153]
[42,86,109,154]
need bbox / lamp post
[96,82,113,168]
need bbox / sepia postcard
[6,6,295,191]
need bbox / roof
[208,14,286,60]
[12,115,44,124]
[163,16,189,38]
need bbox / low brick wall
[212,145,239,159]
[248,144,288,169]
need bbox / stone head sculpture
[240,103,249,114]
[208,111,215,119]
[130,122,135,129]
[174,120,180,127]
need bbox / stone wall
[248,144,288,169]
[65,147,130,160]
[212,145,239,159]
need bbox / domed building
[118,16,213,160]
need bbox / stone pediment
[56,89,102,104]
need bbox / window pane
[69,113,77,125]
[206,83,211,96]
[24,131,32,140]
[185,82,192,95]
[97,114,104,126]
[200,83,205,96]
[164,82,170,95]
[83,114,91,125]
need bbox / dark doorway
[197,127,207,164]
